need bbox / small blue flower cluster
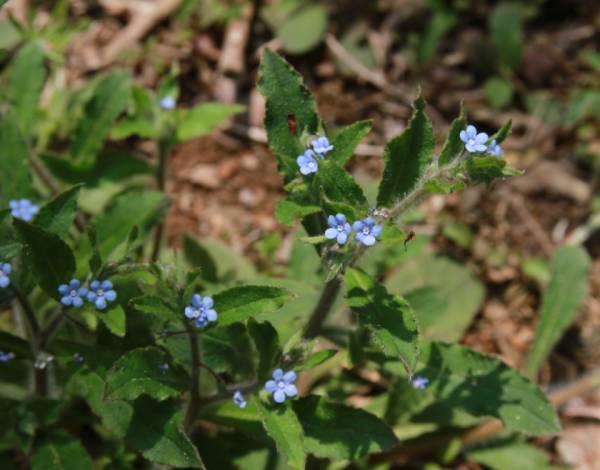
[0,263,12,289]
[411,376,429,390]
[185,294,218,329]
[460,125,503,157]
[9,199,39,222]
[0,351,15,363]
[297,135,334,175]
[325,213,383,247]
[231,368,299,408]
[58,279,117,310]
[159,96,176,110]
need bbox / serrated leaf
[70,70,131,164]
[8,40,46,132]
[175,103,244,141]
[99,304,126,337]
[248,319,280,380]
[526,246,590,378]
[377,96,434,206]
[132,295,179,321]
[94,190,165,259]
[0,112,33,200]
[13,220,75,298]
[215,285,294,326]
[464,155,509,184]
[31,431,92,470]
[183,234,218,283]
[126,397,205,468]
[105,347,186,401]
[439,112,466,165]
[258,49,319,180]
[34,185,82,239]
[275,198,321,226]
[277,5,327,55]
[293,395,397,460]
[415,342,560,435]
[345,268,420,376]
[328,120,373,166]
[254,398,306,469]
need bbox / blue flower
[325,213,352,245]
[159,363,169,374]
[311,136,334,157]
[487,139,503,157]
[460,125,489,153]
[185,294,218,329]
[265,368,297,404]
[353,217,382,246]
[0,263,12,289]
[58,279,88,308]
[411,376,429,390]
[9,199,39,222]
[159,96,176,110]
[0,351,15,363]
[87,280,117,310]
[296,150,318,175]
[233,390,247,408]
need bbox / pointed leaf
[13,220,75,298]
[316,160,368,217]
[99,304,126,337]
[377,96,434,206]
[183,234,218,283]
[345,268,420,376]
[214,285,294,326]
[327,120,373,166]
[0,111,33,200]
[34,185,82,239]
[439,112,466,165]
[254,398,306,469]
[105,347,187,401]
[132,295,179,321]
[258,49,319,180]
[293,396,397,460]
[8,40,46,131]
[175,103,244,141]
[126,397,205,468]
[275,197,321,226]
[248,319,280,380]
[31,431,92,470]
[526,246,590,377]
[70,70,131,164]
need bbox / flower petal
[335,213,346,224]
[73,297,84,308]
[185,307,197,319]
[284,384,298,397]
[273,389,286,403]
[337,232,348,245]
[371,224,383,237]
[325,228,338,239]
[95,298,107,310]
[273,368,283,380]
[192,294,202,307]
[104,290,117,302]
[206,309,217,321]
[202,297,214,308]
[327,215,336,227]
[101,280,113,290]
[362,235,376,246]
[283,371,296,383]
[466,125,476,137]
[265,380,277,392]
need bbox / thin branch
[183,322,201,433]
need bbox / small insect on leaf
[287,114,297,136]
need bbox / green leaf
[327,120,373,166]
[0,331,33,359]
[181,237,256,281]
[277,5,327,55]
[13,220,75,298]
[183,234,218,283]
[34,185,82,239]
[0,112,33,200]
[132,295,179,321]
[99,304,126,337]
[8,40,46,132]
[526,246,591,378]
[0,242,22,260]
[345,268,420,376]
[316,160,368,216]
[254,398,306,469]
[438,112,466,165]
[70,70,131,164]
[377,96,434,206]
[295,349,337,372]
[484,77,514,108]
[417,9,457,62]
[415,342,560,435]
[293,395,397,460]
[248,319,280,380]
[105,347,186,401]
[175,103,244,141]
[386,254,484,342]
[94,190,165,259]
[466,437,551,470]
[299,235,328,245]
[215,285,294,326]
[258,49,319,180]
[275,198,321,226]
[126,397,205,468]
[490,120,512,144]
[490,3,523,70]
[31,431,92,470]
[464,156,516,184]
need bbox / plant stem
[303,276,342,339]
[183,322,201,433]
[150,140,171,263]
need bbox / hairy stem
[303,276,342,339]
